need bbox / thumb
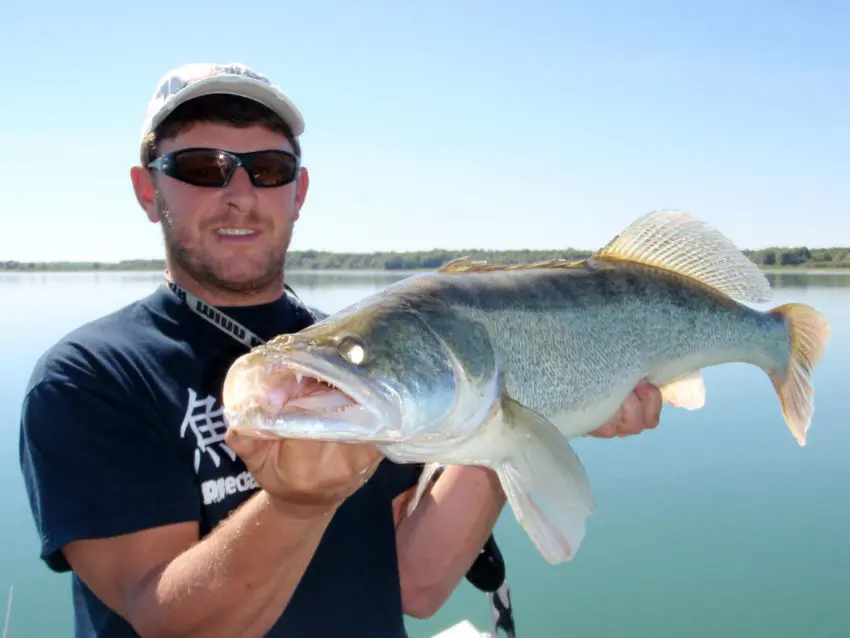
[225,428,259,458]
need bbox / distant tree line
[742,247,849,268]
[2,246,848,272]
[0,259,167,271]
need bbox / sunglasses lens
[172,150,232,186]
[247,152,298,186]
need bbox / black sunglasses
[147,147,301,188]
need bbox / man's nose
[223,165,258,207]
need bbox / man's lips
[213,227,264,242]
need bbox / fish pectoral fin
[592,209,773,304]
[659,370,706,410]
[495,395,596,565]
[405,462,444,516]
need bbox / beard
[156,193,288,297]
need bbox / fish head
[221,294,496,446]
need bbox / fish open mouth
[221,352,396,442]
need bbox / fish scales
[385,264,789,438]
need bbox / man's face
[132,121,309,299]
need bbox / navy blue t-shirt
[18,283,422,637]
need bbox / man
[18,62,663,637]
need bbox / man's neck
[166,268,285,308]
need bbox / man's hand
[225,431,385,518]
[588,380,662,438]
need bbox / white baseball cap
[140,62,305,152]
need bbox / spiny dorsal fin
[592,209,773,303]
[437,257,489,272]
[437,257,589,274]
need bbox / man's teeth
[217,228,255,236]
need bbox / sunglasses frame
[147,147,301,188]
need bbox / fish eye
[337,336,367,366]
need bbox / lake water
[1,270,848,637]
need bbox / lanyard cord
[166,280,266,348]
[164,278,318,349]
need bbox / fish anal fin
[659,370,706,410]
[494,394,595,564]
[405,462,444,516]
[592,209,773,304]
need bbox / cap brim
[145,75,305,139]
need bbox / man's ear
[130,165,160,223]
[293,166,310,220]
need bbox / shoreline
[1,265,848,274]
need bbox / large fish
[220,210,830,564]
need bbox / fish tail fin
[493,395,595,564]
[767,303,830,446]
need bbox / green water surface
[1,270,847,637]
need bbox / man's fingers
[617,392,645,436]
[594,425,617,437]
[588,410,620,437]
[318,441,384,485]
[354,444,385,476]
[585,381,663,439]
[355,452,384,486]
[636,382,662,428]
[225,429,280,476]
[224,428,257,456]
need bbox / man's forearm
[395,465,506,618]
[128,490,332,638]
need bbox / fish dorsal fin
[438,257,490,273]
[438,257,588,274]
[592,209,772,303]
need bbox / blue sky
[2,0,847,262]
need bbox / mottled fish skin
[386,261,791,439]
[266,257,790,448]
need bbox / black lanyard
[164,279,317,349]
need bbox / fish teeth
[294,371,303,384]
